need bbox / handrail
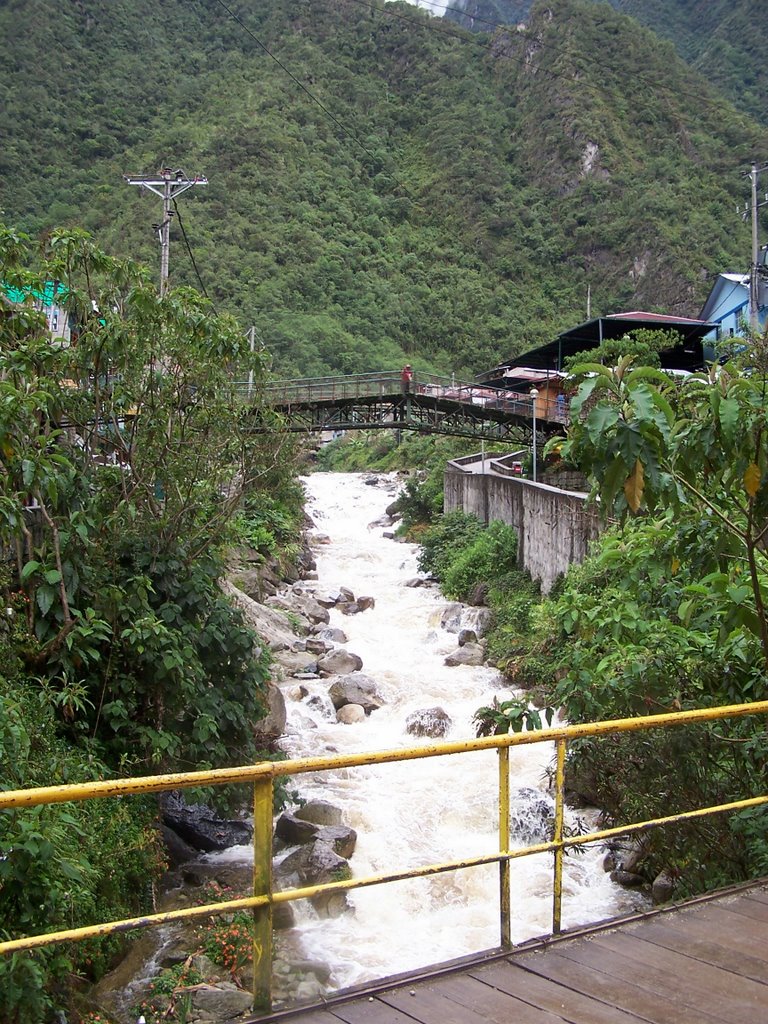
[3,699,766,1014]
[233,371,568,423]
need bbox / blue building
[699,258,768,353]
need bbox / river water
[268,471,627,991]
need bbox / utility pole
[741,162,768,332]
[123,168,208,296]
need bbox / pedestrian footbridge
[262,880,768,1023]
[3,701,768,1020]
[245,371,568,443]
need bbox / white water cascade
[268,471,628,992]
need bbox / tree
[0,224,293,771]
[556,338,768,675]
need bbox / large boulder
[406,706,452,739]
[316,825,357,859]
[274,813,320,845]
[317,649,364,676]
[222,583,298,652]
[444,642,485,667]
[336,703,366,724]
[314,626,348,643]
[296,800,344,827]
[328,672,384,714]
[160,792,253,852]
[250,682,287,746]
[440,603,464,633]
[190,984,255,1019]
[276,840,351,890]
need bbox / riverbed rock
[610,868,646,888]
[444,642,485,667]
[328,672,384,713]
[222,583,298,652]
[405,577,428,588]
[458,628,478,646]
[316,824,357,858]
[275,813,320,845]
[191,982,255,1018]
[336,703,366,724]
[314,626,348,644]
[277,840,351,889]
[406,706,452,738]
[440,602,465,633]
[464,607,493,638]
[317,648,364,676]
[273,650,318,678]
[356,595,376,611]
[250,682,287,747]
[296,800,344,827]
[305,637,332,655]
[652,869,676,904]
[290,592,331,626]
[161,793,253,852]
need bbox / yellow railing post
[552,737,567,935]
[498,746,511,948]
[252,772,274,1013]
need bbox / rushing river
[264,471,628,991]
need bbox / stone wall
[444,460,600,593]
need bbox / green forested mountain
[446,0,768,128]
[1,0,766,377]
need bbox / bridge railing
[235,372,568,422]
[5,701,761,1014]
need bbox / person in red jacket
[401,364,413,394]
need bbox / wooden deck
[257,883,768,1023]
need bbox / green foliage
[442,520,520,601]
[417,511,485,582]
[563,328,680,372]
[1,0,765,379]
[0,674,164,1018]
[0,226,304,1008]
[473,695,553,735]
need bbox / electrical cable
[172,198,216,309]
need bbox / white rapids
[260,471,628,992]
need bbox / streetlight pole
[530,388,539,482]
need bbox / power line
[172,198,215,309]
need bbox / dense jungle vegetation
[392,327,768,899]
[1,0,767,379]
[0,226,305,1020]
[447,0,767,128]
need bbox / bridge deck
[257,882,768,1023]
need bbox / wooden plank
[632,915,768,985]
[470,958,649,1024]
[378,983,495,1024]
[566,933,751,1023]
[330,998,427,1024]
[743,888,768,906]
[516,946,712,1024]
[675,902,768,950]
[587,931,768,1023]
[433,972,567,1024]
[717,895,768,923]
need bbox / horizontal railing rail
[233,371,568,423]
[3,701,765,1014]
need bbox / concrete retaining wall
[444,460,600,592]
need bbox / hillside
[446,0,768,128]
[1,0,766,377]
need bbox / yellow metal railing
[2,700,768,1014]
